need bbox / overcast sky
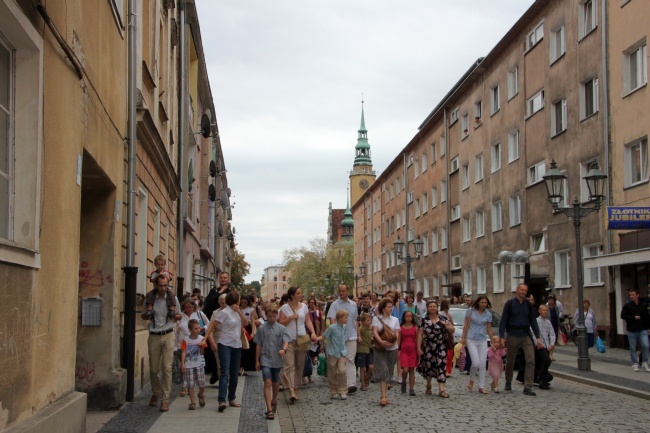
[195,0,535,284]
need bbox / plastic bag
[172,352,183,385]
[317,353,327,376]
[596,336,606,353]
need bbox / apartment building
[260,265,292,300]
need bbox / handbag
[374,317,397,352]
[240,327,250,350]
[293,305,311,351]
[444,329,455,350]
[172,352,183,385]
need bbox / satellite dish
[226,208,232,221]
[226,226,233,240]
[232,227,236,235]
[227,187,231,197]
[208,184,216,202]
[218,189,230,210]
[209,160,216,177]
[218,222,223,237]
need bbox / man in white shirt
[536,305,555,390]
[415,291,427,317]
[327,284,360,393]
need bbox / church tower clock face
[359,179,369,189]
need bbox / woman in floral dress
[417,300,455,398]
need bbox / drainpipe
[122,0,138,403]
[443,108,451,295]
[177,0,187,300]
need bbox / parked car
[448,306,501,345]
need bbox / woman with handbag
[459,295,494,394]
[417,300,455,398]
[279,286,318,403]
[371,297,400,406]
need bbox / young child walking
[180,319,206,410]
[356,313,374,391]
[398,310,418,396]
[487,336,506,393]
[317,310,349,400]
[253,304,290,420]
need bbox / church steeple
[349,97,376,208]
[341,189,354,242]
[354,100,372,166]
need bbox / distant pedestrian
[372,297,400,406]
[414,292,427,318]
[546,295,560,361]
[399,310,418,396]
[417,300,454,398]
[574,299,597,348]
[535,305,555,390]
[620,288,650,372]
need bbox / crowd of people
[141,257,650,419]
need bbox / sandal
[438,391,449,398]
[218,403,227,412]
[229,400,242,407]
[478,388,488,394]
[180,388,187,397]
[271,403,277,413]
[360,384,368,391]
[425,385,432,395]
[467,380,474,391]
[265,410,275,420]
[302,378,307,386]
[198,394,206,407]
[380,398,388,406]
[188,403,196,410]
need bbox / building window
[431,230,438,253]
[550,24,566,64]
[462,163,470,190]
[432,276,440,296]
[580,77,599,119]
[430,142,437,164]
[441,226,447,250]
[408,152,414,167]
[578,0,597,40]
[431,186,438,208]
[462,217,471,242]
[409,266,415,280]
[510,264,525,292]
[490,85,500,115]
[415,197,421,218]
[624,138,648,187]
[441,273,449,296]
[477,266,487,294]
[422,192,428,214]
[492,201,502,232]
[508,130,519,163]
[528,161,546,185]
[491,142,501,173]
[531,232,546,253]
[493,263,505,293]
[551,98,567,136]
[451,205,460,222]
[452,255,461,271]
[526,21,544,51]
[507,67,518,100]
[440,136,446,157]
[584,244,603,285]
[441,180,447,203]
[449,106,460,125]
[623,42,647,95]
[463,268,472,293]
[422,233,429,256]
[475,153,484,182]
[450,156,459,173]
[0,3,43,267]
[407,191,414,204]
[526,89,545,118]
[421,151,428,173]
[461,113,469,139]
[475,210,485,238]
[509,195,521,227]
[555,250,571,287]
[474,100,482,123]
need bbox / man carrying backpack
[499,283,543,396]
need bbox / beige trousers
[281,341,307,390]
[327,354,348,396]
[148,331,175,403]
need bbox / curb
[549,369,650,401]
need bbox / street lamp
[542,159,607,372]
[347,263,367,297]
[393,236,424,295]
[324,275,339,296]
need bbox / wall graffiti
[79,261,113,287]
[75,361,96,384]
[0,331,16,356]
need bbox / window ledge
[622,83,647,99]
[530,250,547,256]
[509,222,521,228]
[525,107,544,121]
[508,157,520,165]
[508,92,519,102]
[490,108,500,117]
[473,120,482,129]
[578,27,598,43]
[623,178,650,191]
[551,128,567,139]
[580,111,599,122]
[550,53,566,66]
[476,234,485,239]
[493,289,505,294]
[526,179,544,189]
[555,285,572,290]
[584,283,605,288]
[475,178,483,184]
[0,242,41,269]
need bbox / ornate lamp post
[347,263,367,297]
[542,159,607,371]
[324,275,339,296]
[393,236,424,295]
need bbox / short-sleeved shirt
[253,322,291,368]
[213,306,242,348]
[372,315,400,351]
[327,298,359,340]
[279,303,309,340]
[465,308,493,341]
[323,323,348,358]
[357,326,373,354]
[148,294,180,333]
[181,335,204,369]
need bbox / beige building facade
[261,265,292,300]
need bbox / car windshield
[449,308,467,326]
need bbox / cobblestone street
[277,373,650,433]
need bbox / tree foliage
[229,245,250,289]
[283,237,354,296]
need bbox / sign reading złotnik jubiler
[607,207,650,229]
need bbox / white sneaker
[397,377,402,384]
[330,394,339,399]
[339,394,348,400]
[632,363,640,372]
[642,363,650,372]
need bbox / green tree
[229,245,250,290]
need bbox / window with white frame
[452,255,461,270]
[555,250,571,287]
[423,277,430,297]
[580,77,599,119]
[396,212,401,228]
[408,227,414,242]
[442,273,449,296]
[578,0,597,40]
[463,268,472,293]
[623,42,647,95]
[491,142,501,173]
[0,3,43,267]
[550,24,566,64]
[423,233,429,256]
[421,151,428,173]
[526,89,545,117]
[557,170,569,208]
[474,100,482,123]
[461,113,469,139]
[584,244,603,285]
[493,263,505,293]
[431,230,438,253]
[409,266,415,280]
[440,136,446,156]
[510,264,525,292]
[433,275,440,297]
[509,195,521,227]
[462,217,471,242]
[508,130,519,163]
[624,138,648,187]
[475,210,485,237]
[492,201,502,232]
[451,205,460,221]
[389,184,394,201]
[449,106,460,125]
[526,21,544,51]
[475,153,484,182]
[402,209,406,226]
[441,226,447,250]
[441,181,447,203]
[431,142,437,164]
[422,192,428,213]
[528,161,546,185]
[408,153,414,166]
[477,266,487,294]
[551,98,567,136]
[462,163,470,190]
[415,198,420,218]
[531,232,546,253]
[507,67,519,100]
[450,156,459,173]
[407,191,414,204]
[414,159,419,179]
[490,85,500,114]
[431,186,438,208]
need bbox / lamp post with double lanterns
[324,275,339,296]
[393,236,424,295]
[542,159,607,372]
[346,263,367,297]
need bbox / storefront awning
[583,247,650,268]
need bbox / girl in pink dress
[399,310,419,396]
[487,336,506,392]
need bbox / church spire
[354,98,372,166]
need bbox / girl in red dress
[398,310,419,396]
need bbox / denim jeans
[218,343,242,403]
[627,331,650,365]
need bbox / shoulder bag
[374,317,397,352]
[293,305,311,352]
